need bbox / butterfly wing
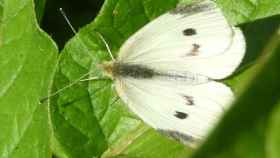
[115,77,233,146]
[113,0,245,146]
[118,0,246,79]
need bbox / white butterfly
[97,0,245,147]
[97,0,246,147]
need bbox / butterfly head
[97,61,115,79]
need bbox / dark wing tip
[157,129,199,146]
[169,0,216,15]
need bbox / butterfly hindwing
[115,77,233,146]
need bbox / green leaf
[191,28,280,158]
[217,0,280,25]
[226,15,280,88]
[34,0,46,23]
[267,101,280,158]
[0,0,3,45]
[0,0,3,22]
[51,0,280,158]
[0,0,58,157]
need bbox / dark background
[41,0,104,49]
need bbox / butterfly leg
[79,76,110,82]
[40,73,108,103]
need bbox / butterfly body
[100,62,209,84]
[112,62,156,79]
[97,0,246,147]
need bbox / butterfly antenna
[59,8,77,35]
[60,8,115,61]
[95,32,115,61]
[40,8,92,103]
[40,9,114,103]
[40,71,91,103]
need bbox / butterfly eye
[174,111,188,119]
[183,28,197,36]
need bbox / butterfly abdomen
[113,63,155,78]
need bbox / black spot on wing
[183,28,196,36]
[185,44,200,56]
[169,1,215,15]
[192,44,200,53]
[183,95,194,105]
[174,111,188,119]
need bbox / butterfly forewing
[118,0,245,79]
[144,28,245,79]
